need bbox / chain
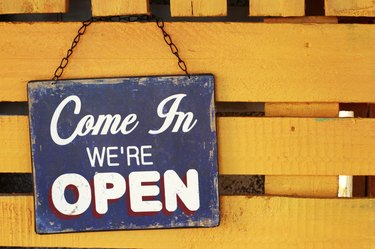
[52,14,190,83]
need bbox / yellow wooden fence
[1,0,375,17]
[0,0,375,248]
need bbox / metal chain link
[52,14,190,83]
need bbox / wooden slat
[91,0,149,16]
[170,0,227,17]
[0,116,31,173]
[325,0,375,17]
[0,0,67,14]
[250,0,305,16]
[3,116,375,176]
[265,176,338,197]
[1,23,375,102]
[265,103,339,117]
[220,117,375,176]
[265,102,339,197]
[1,195,375,248]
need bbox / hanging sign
[28,75,219,234]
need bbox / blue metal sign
[28,75,219,233]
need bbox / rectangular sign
[28,75,219,233]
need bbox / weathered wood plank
[265,103,339,117]
[91,0,149,16]
[2,116,375,176]
[170,0,227,17]
[1,195,375,248]
[220,117,375,176]
[250,0,305,16]
[0,116,31,173]
[325,0,375,16]
[265,176,339,197]
[265,102,339,197]
[0,0,67,14]
[1,22,375,102]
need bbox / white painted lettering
[51,173,91,216]
[127,146,140,166]
[49,170,200,216]
[91,114,122,135]
[50,95,81,146]
[106,146,119,167]
[120,114,139,134]
[50,95,139,146]
[148,94,197,135]
[129,171,162,213]
[86,147,106,167]
[164,169,200,212]
[94,172,126,215]
[141,145,153,166]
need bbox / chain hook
[52,14,190,84]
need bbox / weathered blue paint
[28,75,219,234]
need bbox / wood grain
[0,116,31,173]
[0,0,67,14]
[2,116,375,176]
[265,102,339,197]
[170,0,227,17]
[265,176,338,197]
[250,0,305,16]
[265,103,339,117]
[1,23,375,102]
[1,195,375,248]
[91,0,149,16]
[325,0,375,16]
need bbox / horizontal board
[325,0,375,16]
[0,0,67,14]
[250,0,305,16]
[265,103,339,117]
[1,22,375,102]
[2,116,375,175]
[0,116,31,173]
[170,0,227,17]
[265,176,338,197]
[219,117,375,175]
[91,0,149,16]
[1,195,375,248]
